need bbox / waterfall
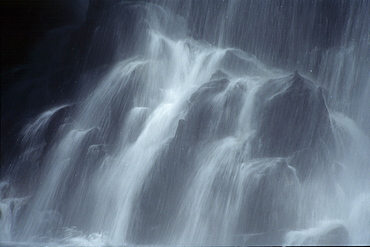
[1,0,369,246]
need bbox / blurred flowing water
[1,0,369,246]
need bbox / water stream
[1,0,369,245]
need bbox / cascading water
[1,0,369,246]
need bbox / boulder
[285,221,349,246]
[317,224,349,245]
[251,72,335,179]
[237,158,300,234]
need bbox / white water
[1,1,369,246]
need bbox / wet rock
[285,221,349,246]
[237,158,300,234]
[210,69,229,81]
[45,104,77,144]
[251,72,335,179]
[318,224,349,245]
[187,78,246,141]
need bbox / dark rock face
[186,78,246,141]
[0,1,146,175]
[237,159,299,234]
[252,72,335,180]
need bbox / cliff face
[0,0,119,166]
